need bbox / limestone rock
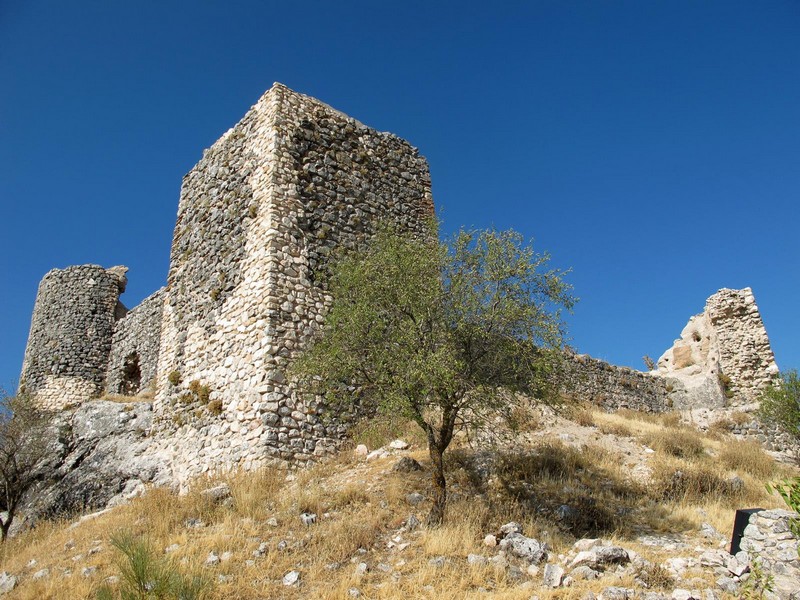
[543,563,565,587]
[498,532,548,564]
[0,573,16,594]
[282,570,300,586]
[393,457,423,473]
[23,400,171,523]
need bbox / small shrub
[642,355,656,371]
[741,556,775,598]
[597,421,632,437]
[572,406,595,427]
[718,372,734,399]
[636,562,674,589]
[188,381,211,404]
[167,371,181,386]
[731,410,751,426]
[659,411,682,428]
[97,530,212,599]
[708,418,735,437]
[207,399,223,416]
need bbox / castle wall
[20,265,127,410]
[154,84,433,480]
[566,354,672,413]
[105,288,165,396]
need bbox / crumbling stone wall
[565,354,672,413]
[153,83,433,480]
[20,265,128,410]
[657,288,778,407]
[106,288,165,396]
[705,288,779,403]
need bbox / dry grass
[571,405,596,427]
[643,428,706,459]
[717,439,776,479]
[1,403,795,600]
[349,415,425,451]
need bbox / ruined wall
[705,288,778,403]
[566,354,672,413]
[20,265,128,410]
[105,288,165,396]
[657,288,778,407]
[153,83,433,480]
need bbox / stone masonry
[740,509,800,599]
[20,83,433,483]
[20,85,782,483]
[657,287,778,408]
[105,288,165,396]
[150,83,433,482]
[20,265,128,410]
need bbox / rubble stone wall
[152,83,433,483]
[705,288,779,403]
[20,265,127,410]
[106,288,166,396]
[657,288,778,408]
[566,354,672,413]
[740,509,800,599]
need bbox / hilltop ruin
[20,85,780,487]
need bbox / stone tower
[152,83,434,477]
[20,265,128,409]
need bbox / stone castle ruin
[20,84,780,485]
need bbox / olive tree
[758,369,800,457]
[294,226,575,525]
[0,392,53,541]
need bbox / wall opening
[119,352,142,395]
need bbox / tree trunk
[427,442,447,527]
[0,505,14,542]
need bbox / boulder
[498,533,548,564]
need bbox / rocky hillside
[0,405,798,599]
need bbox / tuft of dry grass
[571,405,596,427]
[717,439,776,479]
[643,428,706,459]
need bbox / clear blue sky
[1,1,798,393]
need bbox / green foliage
[740,557,775,599]
[766,477,800,546]
[96,531,211,600]
[167,371,182,386]
[293,224,575,522]
[718,372,734,399]
[758,370,800,454]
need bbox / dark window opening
[119,352,142,395]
